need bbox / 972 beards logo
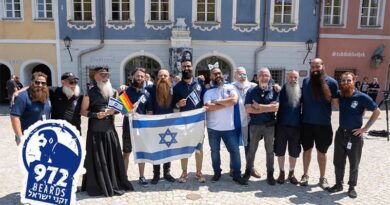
[20,120,85,205]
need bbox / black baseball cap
[61,72,79,81]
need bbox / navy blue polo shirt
[245,86,279,125]
[11,88,51,132]
[277,85,301,127]
[122,86,151,133]
[339,91,377,129]
[146,85,174,114]
[302,75,338,126]
[172,77,205,112]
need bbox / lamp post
[303,39,314,64]
[63,36,73,62]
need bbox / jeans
[208,128,241,178]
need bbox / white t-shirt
[203,84,237,131]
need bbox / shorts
[301,123,333,153]
[122,131,132,153]
[274,124,301,158]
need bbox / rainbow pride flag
[119,92,134,113]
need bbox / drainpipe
[254,0,268,73]
[315,0,322,57]
[77,0,105,91]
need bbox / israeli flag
[129,108,206,164]
[108,97,124,113]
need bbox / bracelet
[15,135,21,141]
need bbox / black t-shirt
[49,87,83,131]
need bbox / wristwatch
[15,135,21,141]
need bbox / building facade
[318,0,390,101]
[0,0,60,103]
[58,0,319,90]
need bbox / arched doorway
[124,56,161,85]
[0,64,11,103]
[32,64,52,86]
[195,56,233,85]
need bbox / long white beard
[62,85,80,98]
[97,80,114,99]
[286,83,301,107]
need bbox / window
[35,0,52,19]
[197,0,215,22]
[145,0,174,30]
[360,0,381,27]
[269,0,299,32]
[232,0,261,32]
[323,0,343,25]
[73,0,92,21]
[150,0,169,21]
[274,0,292,24]
[111,0,130,21]
[270,69,285,85]
[4,0,22,18]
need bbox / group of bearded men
[9,57,380,199]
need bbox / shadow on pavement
[0,104,10,116]
[0,192,23,205]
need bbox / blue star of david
[159,128,178,148]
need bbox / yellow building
[0,0,59,103]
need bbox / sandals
[178,172,188,183]
[195,172,206,183]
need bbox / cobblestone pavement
[0,105,389,205]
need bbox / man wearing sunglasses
[10,72,52,146]
[49,72,83,132]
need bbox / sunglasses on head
[34,81,47,86]
[68,81,78,85]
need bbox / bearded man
[10,72,51,146]
[49,72,83,132]
[244,67,279,185]
[231,67,259,178]
[300,58,339,189]
[274,70,301,185]
[80,67,133,197]
[121,68,152,187]
[146,69,176,185]
[328,72,380,198]
[204,66,247,185]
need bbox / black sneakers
[328,183,343,193]
[163,173,175,183]
[233,176,248,185]
[348,186,357,198]
[211,173,221,182]
[267,171,276,186]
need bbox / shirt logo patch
[196,84,201,91]
[351,101,358,109]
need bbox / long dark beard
[340,83,355,98]
[156,79,172,108]
[29,86,50,103]
[310,70,331,102]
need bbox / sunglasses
[34,81,47,86]
[68,81,78,85]
[239,73,247,78]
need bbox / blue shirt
[11,88,51,132]
[245,86,279,125]
[339,91,377,129]
[122,86,151,133]
[146,85,174,114]
[172,77,205,112]
[302,75,338,125]
[277,85,301,127]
